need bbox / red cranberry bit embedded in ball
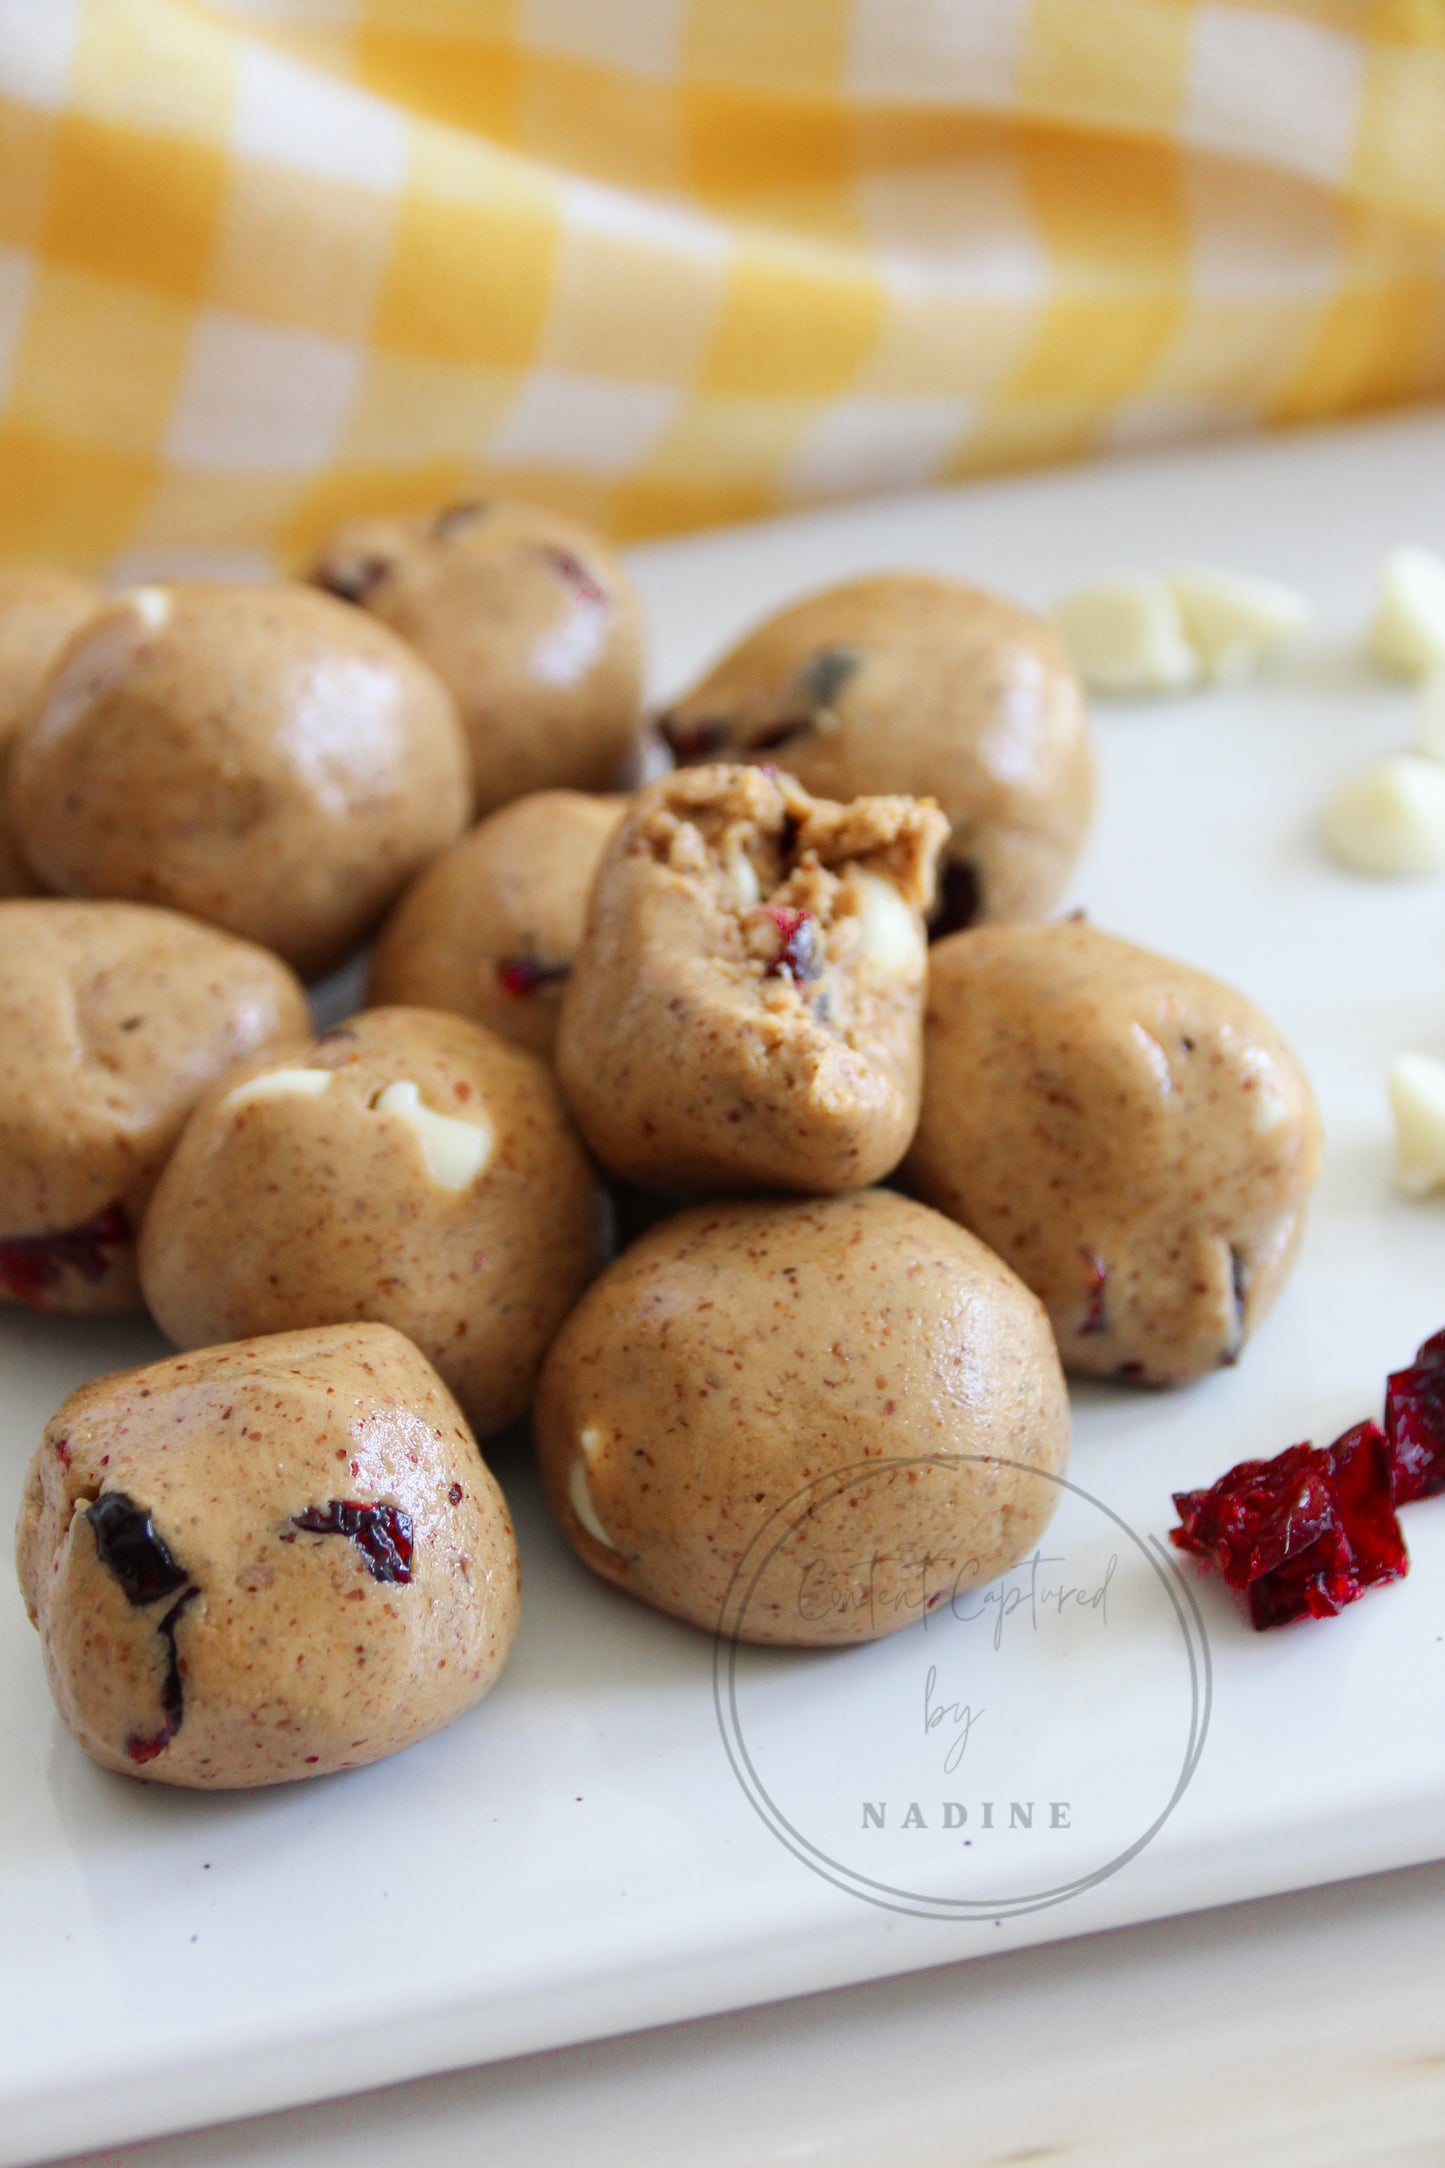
[496,955,572,999]
[291,1500,414,1584]
[547,548,607,607]
[764,905,822,985]
[1078,1250,1109,1337]
[1385,1329,1445,1504]
[0,1203,130,1306]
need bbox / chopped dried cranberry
[765,905,822,985]
[1171,1422,1407,1630]
[930,861,982,942]
[496,954,571,998]
[126,1588,197,1765]
[87,1493,189,1608]
[748,716,813,753]
[431,501,488,539]
[0,1202,129,1306]
[292,1500,414,1584]
[1385,1329,1445,1504]
[1078,1250,1109,1337]
[316,555,391,604]
[799,646,859,708]
[658,714,731,762]
[447,1483,463,1506]
[547,548,607,606]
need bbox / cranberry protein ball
[535,1191,1070,1645]
[555,765,947,1194]
[903,921,1324,1387]
[15,1323,520,1787]
[139,1005,606,1437]
[0,566,103,899]
[0,900,309,1315]
[9,581,472,979]
[369,789,629,1059]
[309,499,645,816]
[658,573,1094,934]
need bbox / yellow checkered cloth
[2,0,1443,577]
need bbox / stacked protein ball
[1,506,1325,1788]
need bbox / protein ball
[904,921,1324,1387]
[309,499,645,816]
[0,566,104,898]
[534,1191,1070,1646]
[658,573,1093,933]
[139,1005,606,1437]
[556,765,947,1194]
[0,900,310,1315]
[9,581,472,979]
[14,1323,520,1788]
[369,790,628,1059]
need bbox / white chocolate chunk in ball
[1389,1054,1445,1196]
[373,1079,494,1190]
[853,869,925,976]
[570,1427,620,1550]
[223,1067,334,1110]
[1417,672,1445,765]
[1054,577,1200,695]
[1370,547,1445,679]
[119,585,172,631]
[726,847,761,908]
[1167,565,1310,681]
[1321,755,1445,876]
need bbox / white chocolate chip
[373,1079,493,1191]
[1388,1053,1445,1195]
[1417,672,1445,764]
[1370,547,1445,679]
[1054,577,1200,695]
[569,1428,619,1551]
[1253,1087,1290,1136]
[1167,566,1310,682]
[223,1067,334,1110]
[854,869,925,976]
[1321,755,1445,876]
[119,585,172,631]
[727,848,761,908]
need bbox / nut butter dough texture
[15,1322,520,1787]
[0,900,309,1315]
[659,573,1093,931]
[556,765,947,1193]
[310,500,645,815]
[904,921,1324,1386]
[0,567,102,899]
[370,789,628,1059]
[10,581,471,979]
[535,1190,1070,1645]
[140,1005,605,1435]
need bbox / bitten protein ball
[658,573,1094,933]
[139,1006,605,1436]
[555,766,947,1193]
[9,581,472,978]
[535,1191,1071,1646]
[904,921,1324,1387]
[369,790,628,1058]
[0,900,309,1315]
[15,1323,520,1788]
[0,566,103,898]
[310,499,645,816]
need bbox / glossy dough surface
[535,1190,1070,1645]
[904,922,1324,1386]
[139,1005,606,1435]
[15,1323,520,1788]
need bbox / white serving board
[5,408,1445,2166]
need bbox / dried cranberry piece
[1078,1250,1109,1337]
[87,1493,189,1608]
[496,955,571,998]
[547,548,607,606]
[764,905,823,985]
[430,501,488,539]
[658,714,732,762]
[1171,1423,1407,1630]
[0,1202,130,1306]
[799,645,859,708]
[292,1500,414,1584]
[316,554,391,605]
[748,716,813,753]
[930,861,982,942]
[125,1589,197,1765]
[1385,1329,1445,1503]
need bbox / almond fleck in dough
[0,900,310,1314]
[903,921,1324,1387]
[14,1323,520,1788]
[139,1006,605,1436]
[0,566,104,899]
[658,573,1093,933]
[369,790,629,1059]
[309,499,645,815]
[555,764,947,1194]
[534,1191,1070,1646]
[9,581,472,979]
